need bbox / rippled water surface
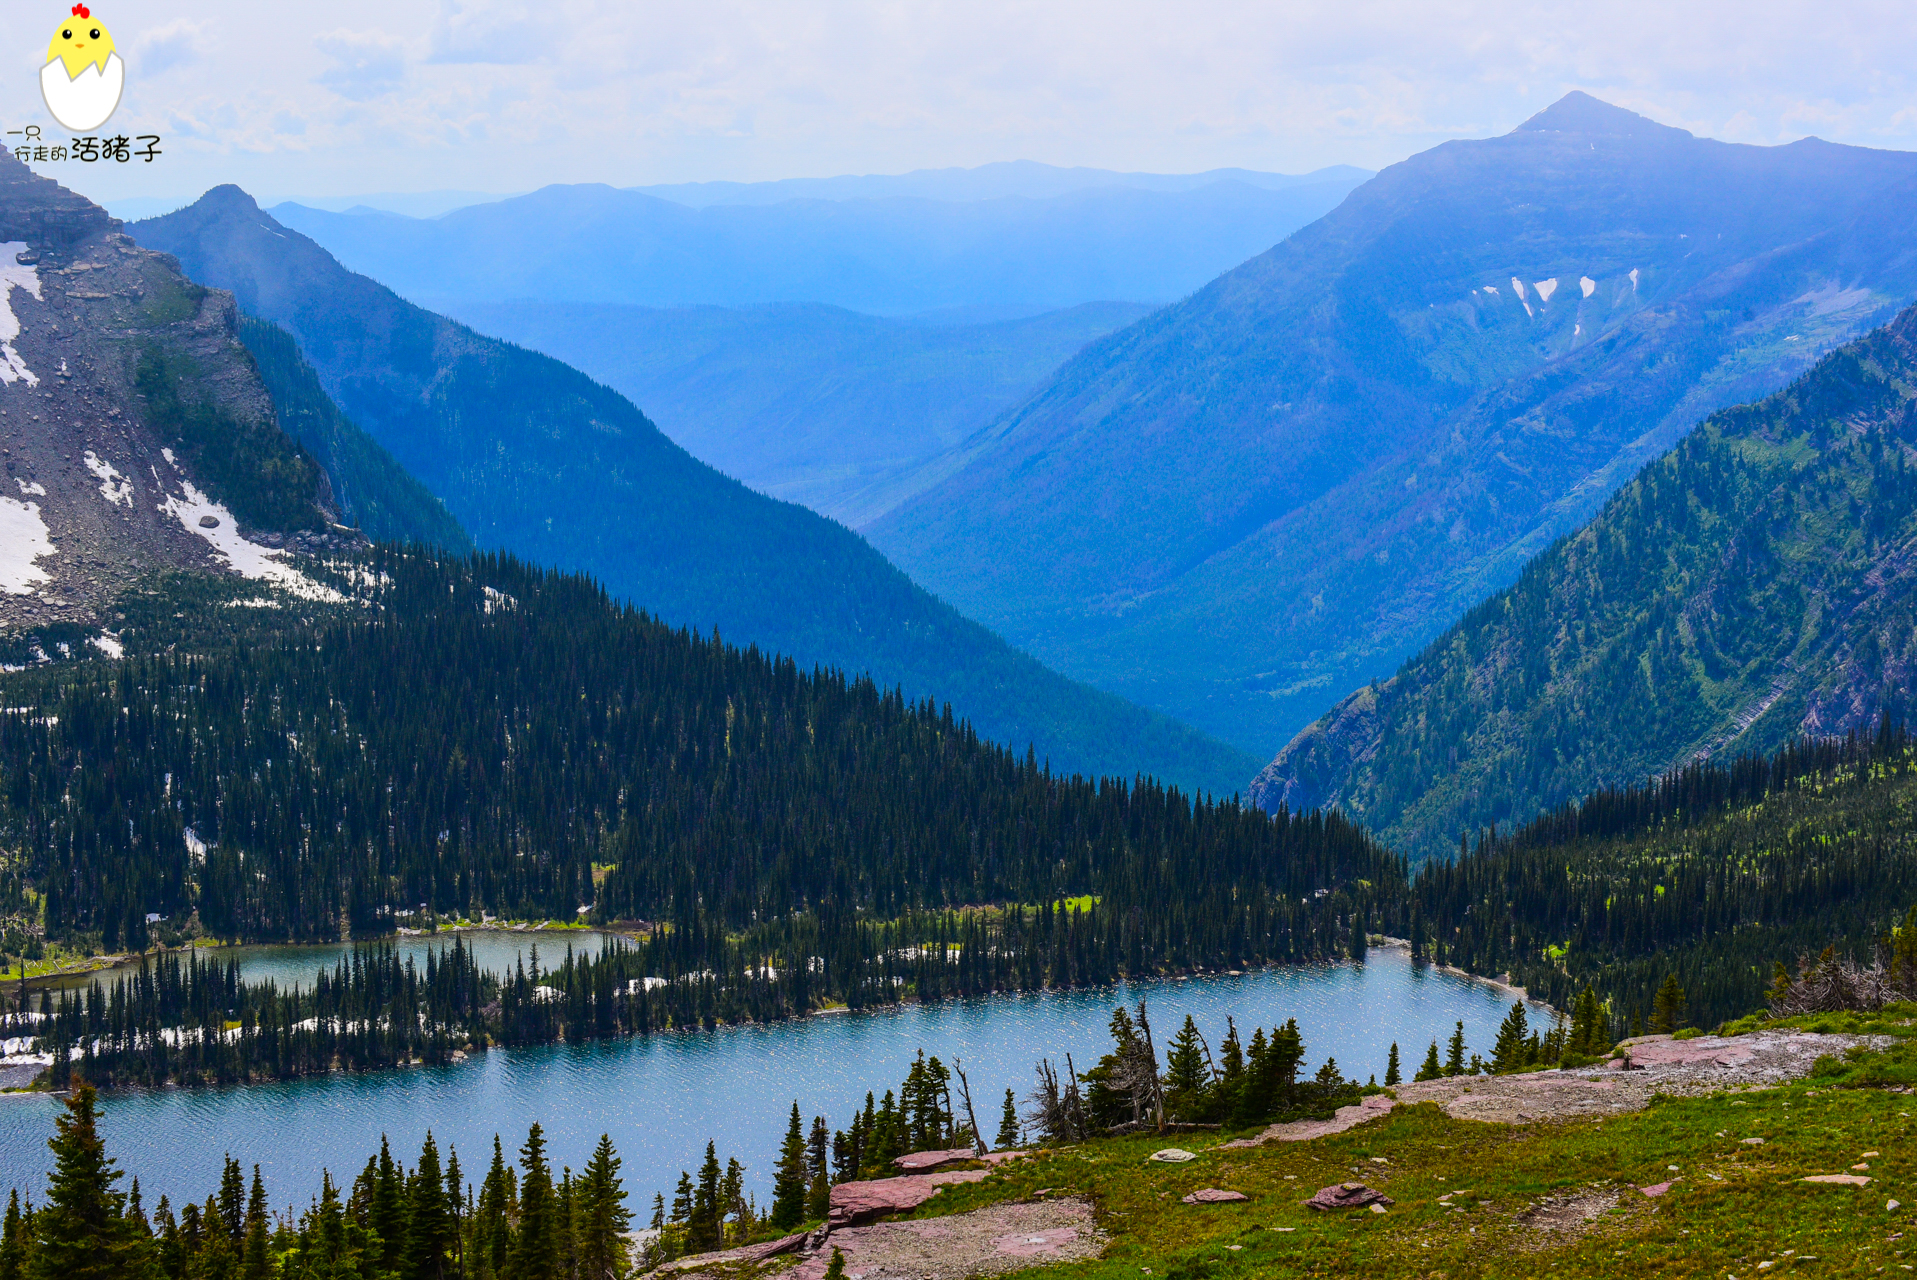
[0,947,1534,1211]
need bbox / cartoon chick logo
[40,4,123,133]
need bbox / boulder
[1148,1148,1198,1163]
[1181,1189,1249,1205]
[1638,1181,1673,1198]
[1304,1183,1394,1212]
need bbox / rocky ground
[1221,1029,1887,1140]
[647,1028,1885,1279]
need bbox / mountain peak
[1511,91,1693,141]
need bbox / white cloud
[134,19,211,77]
[428,2,553,65]
[315,29,410,101]
[14,0,1917,204]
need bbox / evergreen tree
[369,1137,407,1276]
[1414,1040,1441,1082]
[1569,987,1606,1056]
[576,1134,629,1280]
[1229,1028,1270,1126]
[443,1147,463,1280]
[0,1190,29,1280]
[1490,1002,1531,1074]
[1163,1016,1211,1117]
[1443,1022,1467,1076]
[806,1117,830,1222]
[554,1170,579,1280]
[1215,1018,1244,1117]
[867,1092,900,1173]
[824,1246,847,1280]
[197,1196,237,1280]
[405,1133,454,1280]
[1384,1043,1401,1087]
[240,1167,271,1280]
[476,1136,516,1280]
[509,1124,559,1280]
[669,1173,693,1226]
[721,1158,746,1242]
[771,1106,809,1231]
[1767,961,1794,1009]
[995,1089,1021,1151]
[1650,974,1687,1033]
[28,1083,139,1280]
[219,1157,246,1244]
[688,1143,723,1252]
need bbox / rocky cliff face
[0,148,351,636]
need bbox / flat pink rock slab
[1182,1188,1249,1204]
[1802,1174,1872,1185]
[989,1226,1082,1257]
[1222,1092,1397,1148]
[827,1170,989,1227]
[895,1147,983,1172]
[1614,1034,1755,1069]
[1639,1181,1674,1197]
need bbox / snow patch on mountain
[1535,278,1559,302]
[0,242,40,387]
[83,450,134,506]
[0,495,54,594]
[159,480,344,603]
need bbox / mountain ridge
[866,94,1917,757]
[1250,297,1917,858]
[131,188,1262,796]
[0,148,370,637]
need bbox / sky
[8,0,1917,208]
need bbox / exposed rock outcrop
[0,147,354,634]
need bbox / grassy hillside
[130,188,1261,796]
[1257,298,1917,858]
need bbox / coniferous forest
[0,550,1398,1063]
[1412,722,1917,1030]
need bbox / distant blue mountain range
[269,163,1369,314]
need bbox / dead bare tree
[1770,945,1891,1015]
[951,1057,988,1156]
[1134,1001,1167,1131]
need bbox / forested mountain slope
[1256,298,1917,859]
[869,93,1917,755]
[1414,727,1917,1030]
[130,188,1259,796]
[235,317,472,552]
[0,551,1397,985]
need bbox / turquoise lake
[0,944,1538,1213]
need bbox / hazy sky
[9,0,1917,206]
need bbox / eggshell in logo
[41,52,123,132]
